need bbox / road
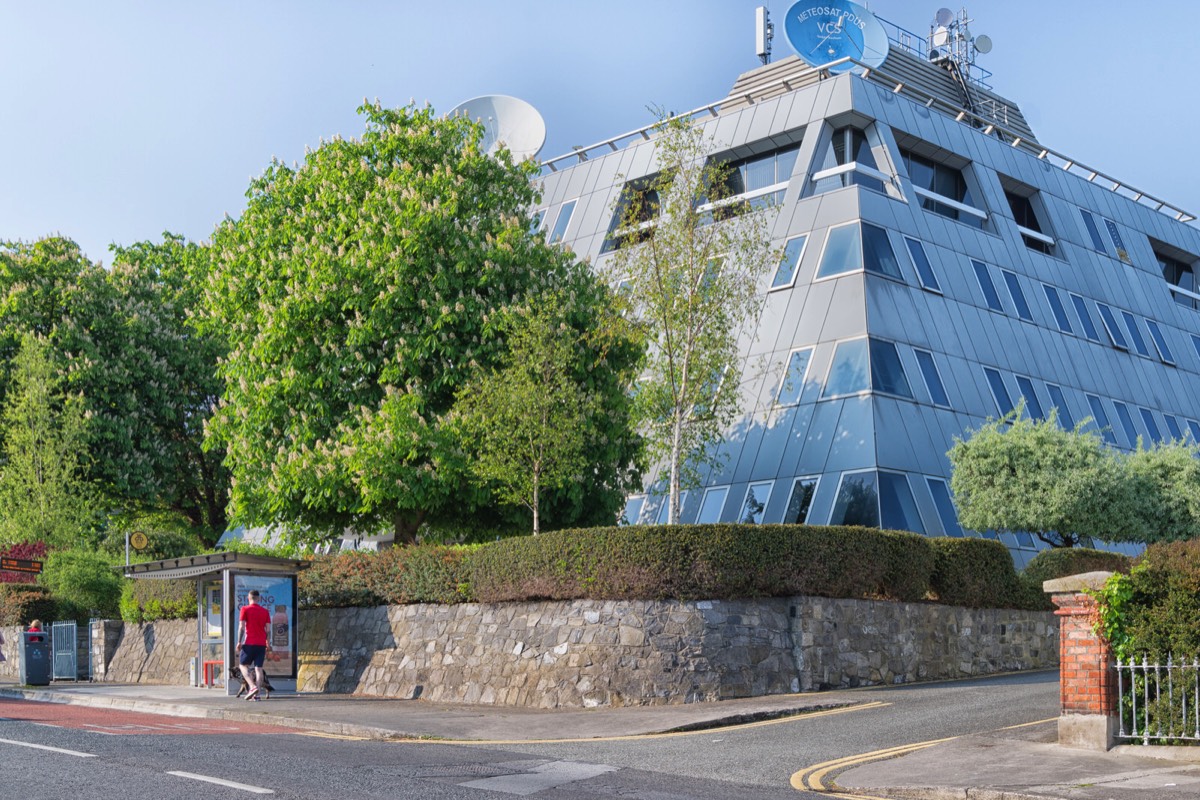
[0,671,1058,799]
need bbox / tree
[201,102,641,545]
[453,297,596,535]
[947,407,1143,548]
[0,334,98,547]
[607,116,780,523]
[1123,440,1200,544]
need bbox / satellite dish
[935,7,954,26]
[448,94,546,161]
[931,25,950,47]
[974,34,993,54]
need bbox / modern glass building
[531,7,1200,566]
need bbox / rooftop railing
[541,56,1196,227]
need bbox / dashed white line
[0,737,97,757]
[167,771,274,794]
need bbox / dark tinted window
[1086,395,1118,445]
[1046,384,1074,430]
[914,349,950,406]
[1002,271,1032,320]
[973,260,1004,312]
[1069,294,1101,341]
[879,472,924,534]
[830,471,879,528]
[1043,285,1072,333]
[870,339,912,398]
[983,367,1013,415]
[926,478,964,537]
[904,237,941,291]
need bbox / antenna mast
[755,6,774,65]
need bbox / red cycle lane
[0,697,299,736]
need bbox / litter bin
[19,630,51,686]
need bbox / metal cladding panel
[822,396,875,473]
[818,277,869,343]
[796,400,843,474]
[777,401,818,476]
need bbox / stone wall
[295,596,1057,707]
[0,625,20,681]
[80,597,1058,705]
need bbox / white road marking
[460,760,617,796]
[0,737,96,757]
[167,771,275,794]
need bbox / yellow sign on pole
[130,531,149,551]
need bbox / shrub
[1119,539,1200,658]
[39,549,124,619]
[119,579,195,623]
[467,524,935,604]
[1022,547,1131,589]
[0,584,57,626]
[298,545,474,609]
[929,537,1034,609]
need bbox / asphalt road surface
[0,671,1058,799]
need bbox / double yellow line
[790,737,954,797]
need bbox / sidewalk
[2,680,1199,799]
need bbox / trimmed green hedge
[1121,538,1200,658]
[465,524,935,603]
[119,579,195,623]
[1021,547,1132,589]
[299,545,473,609]
[929,537,1034,609]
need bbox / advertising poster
[232,573,295,676]
[204,581,222,639]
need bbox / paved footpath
[3,679,1200,800]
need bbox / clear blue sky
[3,0,1197,264]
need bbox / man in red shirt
[236,589,272,700]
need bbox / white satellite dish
[931,25,950,47]
[448,94,546,161]
[974,34,993,54]
[935,7,954,26]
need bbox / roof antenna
[755,6,774,65]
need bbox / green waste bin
[19,630,51,686]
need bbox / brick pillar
[1044,571,1117,751]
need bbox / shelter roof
[122,551,310,581]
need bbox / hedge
[1021,547,1132,589]
[464,524,936,604]
[299,545,473,609]
[1120,538,1200,658]
[0,585,58,626]
[119,579,195,623]
[928,537,1034,609]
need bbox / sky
[3,0,1199,265]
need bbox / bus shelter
[123,552,309,695]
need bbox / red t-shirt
[239,603,271,646]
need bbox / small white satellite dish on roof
[931,25,950,47]
[974,34,993,54]
[448,94,546,161]
[935,7,954,26]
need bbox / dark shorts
[239,644,266,668]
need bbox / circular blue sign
[783,0,890,74]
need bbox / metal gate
[51,621,77,681]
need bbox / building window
[972,260,1004,312]
[530,210,546,234]
[621,495,645,525]
[821,337,912,399]
[1103,218,1132,264]
[782,477,819,524]
[602,174,662,252]
[771,235,808,290]
[926,477,964,537]
[1139,408,1163,445]
[1069,294,1101,341]
[913,348,950,407]
[1188,419,1200,443]
[707,144,801,217]
[1163,414,1184,442]
[879,472,925,534]
[776,347,814,406]
[1192,334,1200,362]
[696,486,729,524]
[1086,394,1118,446]
[1014,376,1044,420]
[983,367,1013,416]
[1046,383,1074,429]
[1002,271,1033,321]
[899,146,984,228]
[1120,311,1151,357]
[1144,319,1175,364]
[655,492,688,525]
[903,237,941,292]
[811,126,886,194]
[1112,401,1139,448]
[1156,246,1199,311]
[870,339,912,398]
[1095,303,1129,349]
[739,481,773,524]
[829,471,879,528]
[1080,209,1107,253]
[549,200,577,243]
[1002,179,1054,254]
[815,222,902,280]
[1042,285,1073,333]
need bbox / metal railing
[1117,655,1200,745]
[540,56,1197,227]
